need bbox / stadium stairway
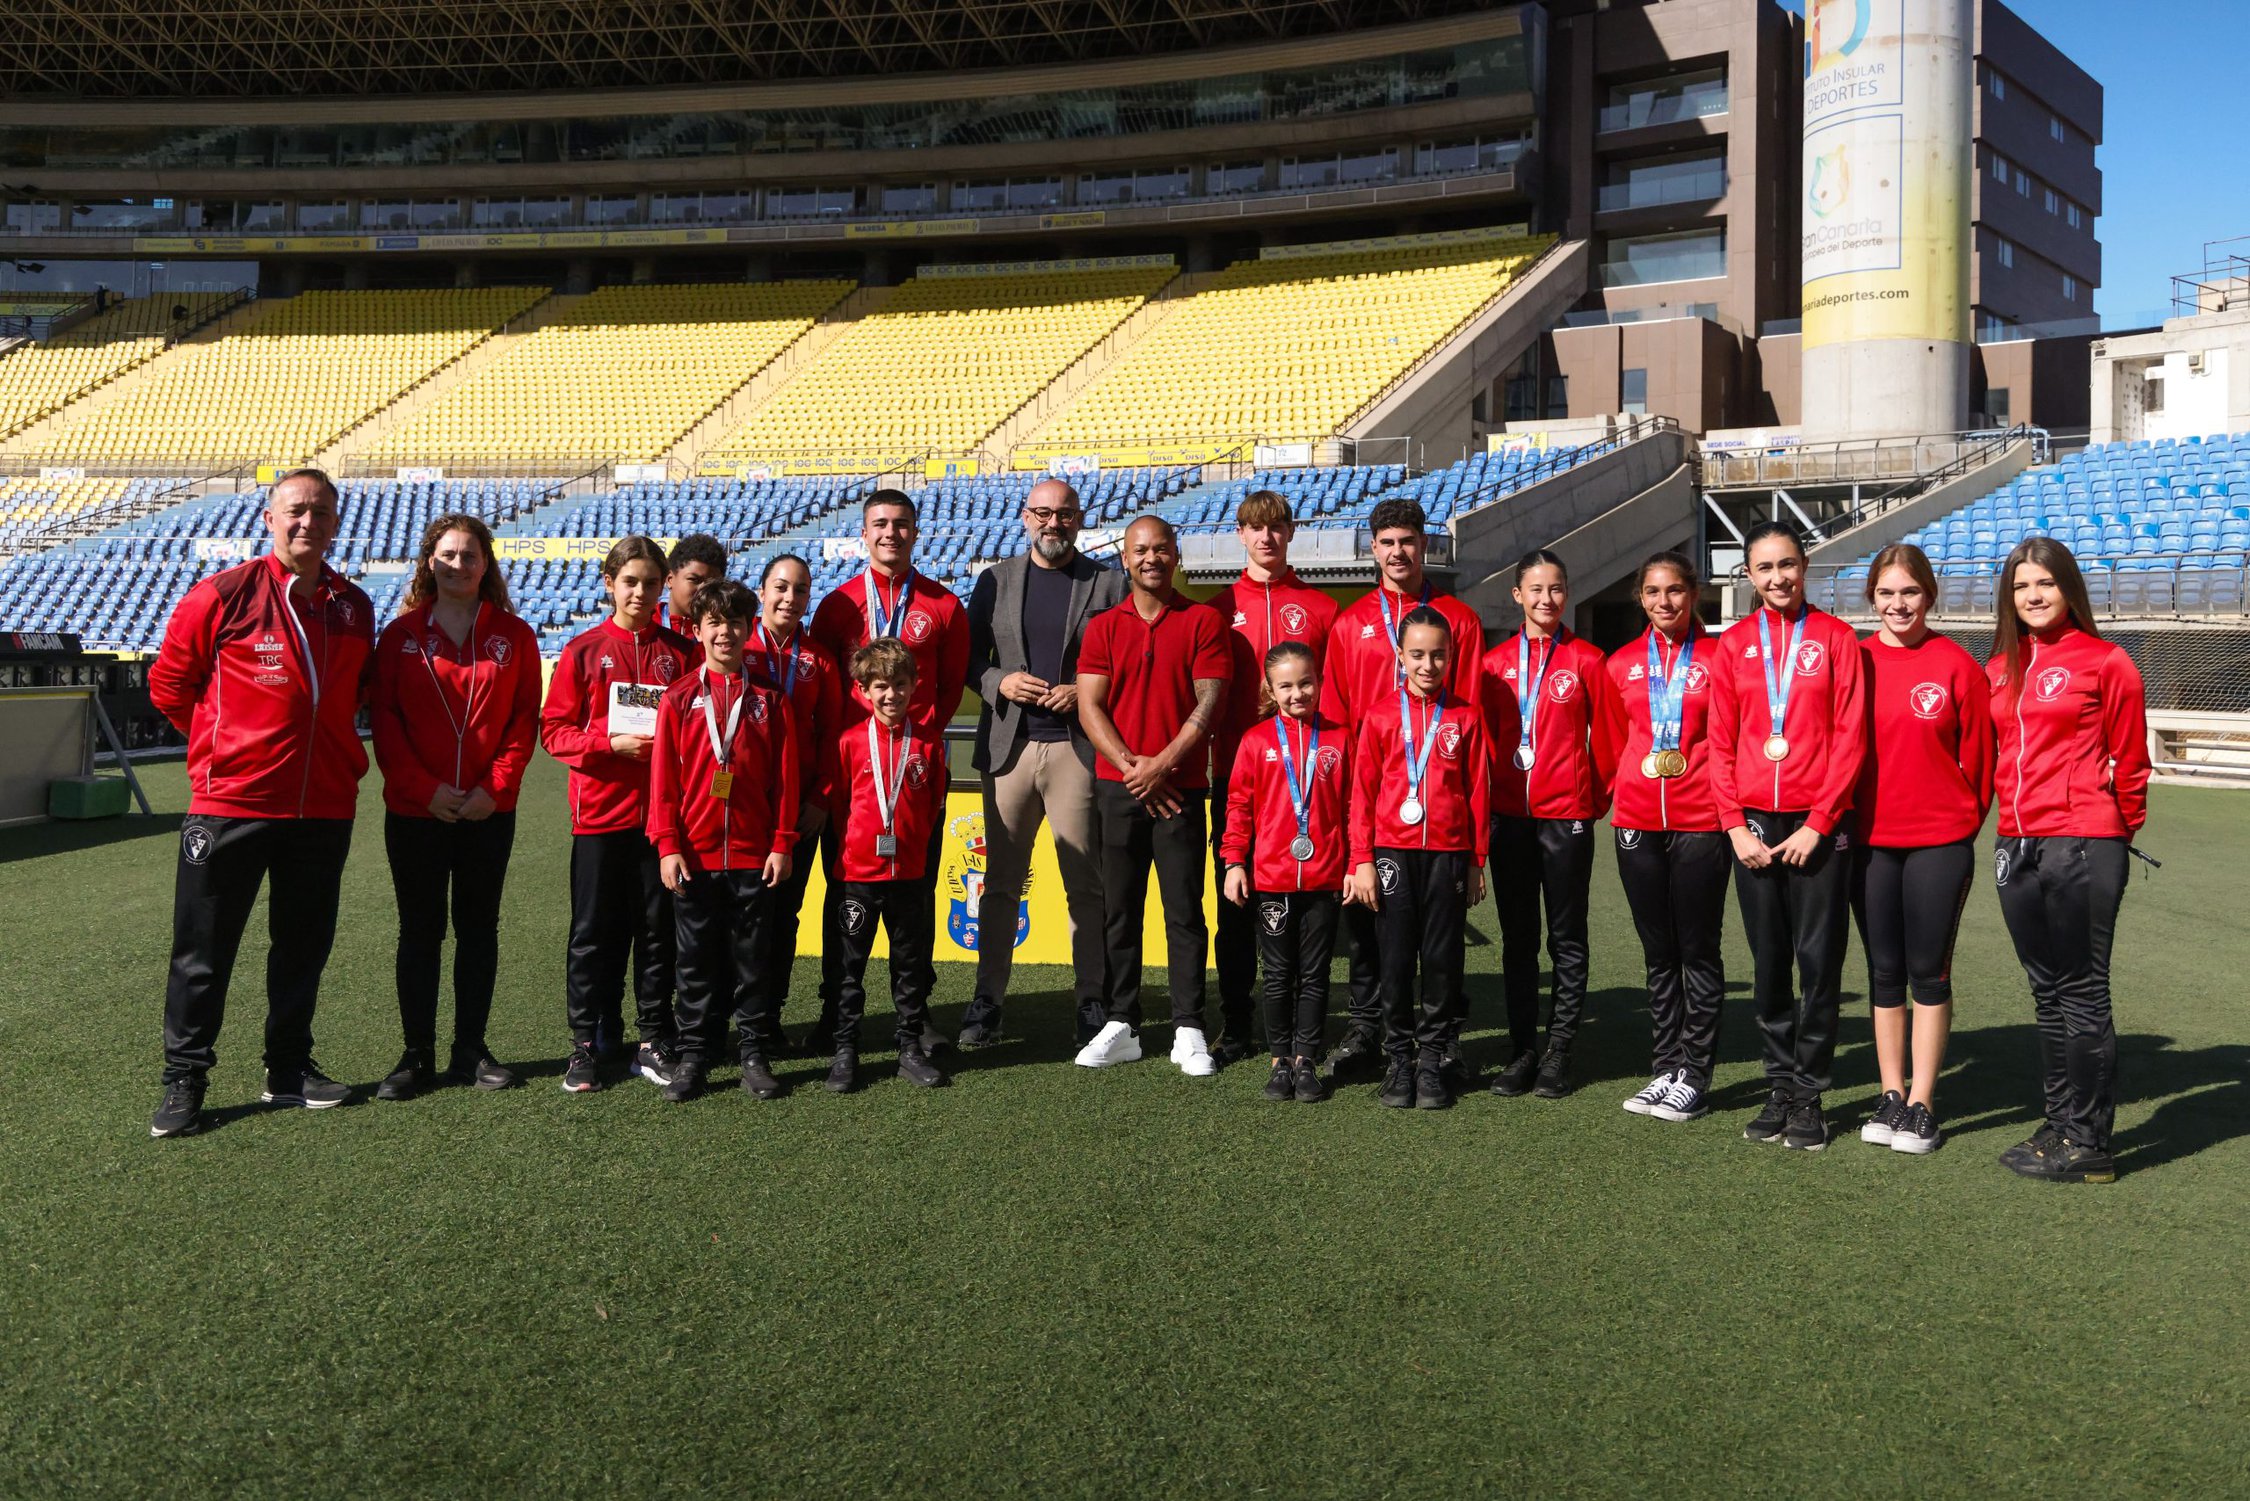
[666,284,888,473]
[979,270,1207,461]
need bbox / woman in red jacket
[1596,552,1727,1125]
[1710,521,1866,1152]
[539,535,696,1093]
[1479,549,1617,1101]
[1850,543,1994,1155]
[370,513,542,1100]
[1220,640,1352,1104]
[1987,537,2149,1184]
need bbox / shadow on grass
[0,810,184,864]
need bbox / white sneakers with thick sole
[1074,1020,1143,1069]
[1171,1026,1217,1078]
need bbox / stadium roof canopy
[0,0,1498,99]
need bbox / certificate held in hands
[607,681,664,739]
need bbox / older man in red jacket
[146,469,376,1138]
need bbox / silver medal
[1289,833,1316,862]
[1512,745,1536,772]
[1397,796,1425,826]
[875,834,897,857]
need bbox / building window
[2063,273,2078,302]
[2050,113,2067,143]
[1598,150,1727,211]
[1599,68,1727,132]
[1545,374,1569,416]
[2044,187,2059,214]
[1986,388,2012,424]
[1208,162,1263,195]
[649,191,748,224]
[1990,152,2009,184]
[297,201,348,231]
[1279,149,1398,190]
[1621,368,1649,415]
[2144,372,2165,414]
[1600,228,1726,287]
[2014,167,2030,197]
[1993,236,2014,268]
[2066,201,2084,230]
[878,183,937,214]
[1413,136,1528,175]
[766,186,856,218]
[1988,69,2006,99]
[585,196,639,225]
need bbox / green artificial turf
[1,759,2246,1497]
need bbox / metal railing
[1702,424,2047,493]
[1596,169,1727,213]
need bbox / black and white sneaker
[1623,1072,1675,1116]
[262,1062,349,1109]
[636,1040,679,1088]
[1743,1088,1792,1143]
[1860,1089,1907,1145]
[150,1078,205,1139]
[1649,1074,1710,1123]
[561,1042,602,1093]
[1890,1102,1941,1155]
[1783,1098,1830,1152]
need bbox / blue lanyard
[1396,686,1445,800]
[1275,715,1319,841]
[754,621,800,700]
[1514,630,1555,757]
[1757,605,1805,739]
[864,567,913,641]
[1377,582,1431,685]
[1645,629,1695,751]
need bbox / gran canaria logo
[1808,145,1851,219]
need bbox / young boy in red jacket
[648,580,799,1103]
[819,639,951,1093]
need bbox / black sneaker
[1890,1102,1942,1155]
[1292,1059,1325,1103]
[801,1008,837,1059]
[1328,1030,1383,1081]
[955,1020,1002,1051]
[447,1048,516,1091]
[1999,1123,2066,1172]
[1377,1057,1417,1109]
[1533,1047,1571,1099]
[1783,1097,1829,1152]
[1415,1055,1453,1111]
[1263,1061,1294,1101]
[661,1057,706,1103]
[1743,1088,1792,1142]
[1439,1048,1475,1090]
[2007,1134,2116,1183]
[561,1042,602,1093]
[150,1078,205,1139]
[1860,1089,1908,1145]
[738,1054,784,1100]
[1489,1050,1538,1098]
[825,1047,859,1094]
[377,1050,432,1102]
[262,1062,349,1109]
[1213,1033,1257,1068]
[897,1048,946,1088]
[635,1040,678,1088]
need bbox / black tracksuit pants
[162,815,354,1083]
[1490,814,1596,1057]
[566,829,676,1047]
[1254,889,1339,1059]
[1341,903,1383,1045]
[384,810,516,1058]
[816,814,944,1026]
[757,825,823,1051]
[834,878,939,1051]
[1094,782,1208,1032]
[1994,834,2128,1150]
[672,866,771,1063]
[1851,840,1975,1007]
[1733,809,1852,1101]
[1614,828,1731,1086]
[1372,847,1470,1062]
[1209,799,1260,1045]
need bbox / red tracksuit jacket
[541,616,696,836]
[1596,625,1721,834]
[149,552,376,820]
[645,667,799,872]
[1319,583,1483,727]
[1856,631,1995,847]
[370,603,542,819]
[1349,688,1490,864]
[808,568,971,734]
[1220,711,1352,892]
[745,622,843,818]
[1987,623,2150,838]
[822,715,950,883]
[1479,628,1616,821]
[1206,569,1339,791]
[1707,604,1866,834]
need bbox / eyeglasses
[1025,507,1082,525]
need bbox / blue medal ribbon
[1514,630,1555,763]
[1377,582,1432,686]
[754,621,800,700]
[1276,715,1320,850]
[864,567,914,641]
[1396,685,1445,807]
[1645,629,1695,752]
[1756,605,1805,743]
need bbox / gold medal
[1641,753,1662,780]
[1656,749,1688,778]
[1763,734,1790,762]
[709,769,734,799]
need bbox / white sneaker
[1622,1071,1675,1115]
[1172,1026,1217,1077]
[1648,1075,1710,1123]
[1074,1020,1142,1069]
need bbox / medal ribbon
[1396,685,1445,807]
[1757,605,1805,743]
[1377,581,1432,687]
[864,567,914,641]
[1514,630,1554,762]
[868,718,913,839]
[417,601,484,787]
[699,666,748,771]
[754,620,801,699]
[1275,715,1319,849]
[1645,629,1695,753]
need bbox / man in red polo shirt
[1318,496,1484,1077]
[1204,490,1337,1063]
[804,488,969,1051]
[146,468,377,1138]
[1074,515,1233,1075]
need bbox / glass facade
[1600,228,1726,287]
[1597,152,1727,212]
[1598,69,1727,133]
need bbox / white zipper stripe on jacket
[2013,638,2034,833]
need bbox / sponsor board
[491,535,678,561]
[920,253,1172,277]
[1259,224,1532,260]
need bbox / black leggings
[384,811,516,1057]
[1995,835,2128,1150]
[1254,889,1339,1058]
[1850,840,1974,1007]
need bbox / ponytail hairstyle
[1515,547,1568,581]
[1863,542,1940,611]
[401,511,513,615]
[1257,638,1318,717]
[1398,603,1453,645]
[1742,519,1807,560]
[1992,536,2101,703]
[1635,550,1700,595]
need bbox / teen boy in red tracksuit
[647,579,798,1103]
[148,469,375,1138]
[819,639,951,1094]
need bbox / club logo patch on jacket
[1910,682,1947,719]
[2036,666,2071,701]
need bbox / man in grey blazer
[958,478,1127,1048]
